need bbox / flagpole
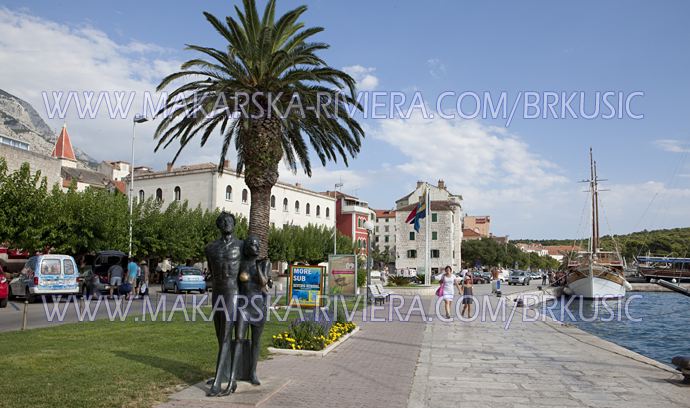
[425,182,430,286]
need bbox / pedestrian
[461,275,474,318]
[137,260,150,298]
[127,258,138,284]
[108,262,124,299]
[434,265,463,320]
[541,271,547,285]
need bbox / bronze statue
[236,235,272,385]
[205,212,243,396]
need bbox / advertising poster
[288,265,325,307]
[328,254,357,296]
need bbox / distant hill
[0,89,96,165]
[514,227,690,260]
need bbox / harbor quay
[155,282,689,408]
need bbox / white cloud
[654,139,690,153]
[427,58,447,78]
[0,8,221,169]
[278,163,369,194]
[342,65,379,91]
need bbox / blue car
[162,267,206,294]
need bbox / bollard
[21,301,28,331]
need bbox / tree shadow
[114,351,211,384]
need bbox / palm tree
[154,0,364,257]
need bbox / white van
[9,254,80,302]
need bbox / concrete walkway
[156,283,689,407]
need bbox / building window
[295,200,300,213]
[375,226,379,233]
[174,186,181,201]
[375,236,379,243]
[225,185,232,201]
[432,231,438,240]
[156,188,163,202]
[242,189,248,203]
[138,190,145,202]
[431,249,440,258]
[409,231,415,241]
[407,250,417,258]
[306,203,310,215]
[432,213,438,222]
[384,226,389,233]
[271,195,276,209]
[326,207,330,218]
[283,198,288,212]
[453,250,455,259]
[316,205,321,217]
[385,236,389,243]
[385,218,389,223]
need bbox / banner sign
[328,254,357,296]
[288,265,325,307]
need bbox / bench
[367,285,386,305]
[375,283,394,299]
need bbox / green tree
[0,160,49,253]
[153,0,364,258]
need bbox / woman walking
[461,275,474,318]
[434,266,463,319]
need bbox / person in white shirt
[434,265,463,319]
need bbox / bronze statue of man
[205,212,243,396]
[236,235,272,385]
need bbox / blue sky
[1,0,690,238]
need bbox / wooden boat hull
[566,264,626,299]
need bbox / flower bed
[271,321,356,351]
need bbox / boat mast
[589,148,600,255]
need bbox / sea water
[550,292,690,365]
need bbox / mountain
[0,89,97,165]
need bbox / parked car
[472,272,489,284]
[9,255,80,302]
[0,266,8,308]
[508,270,531,286]
[162,266,206,294]
[78,250,128,295]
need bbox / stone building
[394,180,463,275]
[0,138,62,188]
[373,209,396,258]
[464,215,491,237]
[130,162,336,230]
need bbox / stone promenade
[157,283,689,407]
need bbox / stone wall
[0,144,62,188]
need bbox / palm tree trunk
[244,117,283,259]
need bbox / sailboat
[564,149,632,299]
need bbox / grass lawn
[0,310,291,408]
[0,298,363,408]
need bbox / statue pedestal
[165,376,289,407]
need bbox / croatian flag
[405,187,427,232]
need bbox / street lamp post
[364,220,374,303]
[333,182,343,255]
[129,114,148,258]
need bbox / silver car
[508,270,531,286]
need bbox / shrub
[388,275,410,286]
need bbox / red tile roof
[51,125,76,161]
[374,209,396,218]
[463,228,482,237]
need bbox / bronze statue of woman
[236,235,272,385]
